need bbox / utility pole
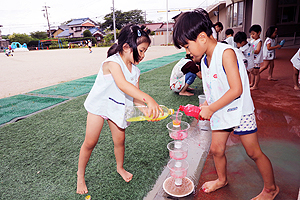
[42,5,52,38]
[112,0,116,42]
[166,0,169,45]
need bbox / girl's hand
[146,99,163,120]
[199,105,213,120]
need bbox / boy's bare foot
[251,185,279,200]
[179,91,194,96]
[201,179,228,193]
[268,77,278,81]
[117,168,133,182]
[294,86,300,90]
[77,174,88,194]
[250,86,259,90]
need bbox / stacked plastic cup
[163,112,194,197]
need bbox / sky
[0,0,219,35]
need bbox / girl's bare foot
[294,86,300,90]
[77,174,88,194]
[201,179,228,193]
[179,91,194,96]
[251,185,279,200]
[117,168,133,182]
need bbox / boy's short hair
[249,24,262,33]
[234,31,247,43]
[225,29,234,36]
[213,22,223,30]
[173,8,213,49]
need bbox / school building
[208,0,300,47]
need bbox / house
[0,25,10,51]
[141,22,175,46]
[56,18,105,43]
[52,25,69,38]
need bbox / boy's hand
[199,105,213,120]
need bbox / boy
[249,24,263,90]
[169,54,201,96]
[224,28,236,47]
[173,8,279,199]
[234,31,255,77]
[291,48,300,90]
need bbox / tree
[102,9,145,30]
[8,33,32,44]
[30,31,48,39]
[83,30,92,37]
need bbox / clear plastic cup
[170,111,183,127]
[198,95,206,105]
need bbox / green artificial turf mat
[137,52,186,73]
[29,75,97,97]
[0,95,67,125]
[0,60,203,199]
[29,52,186,98]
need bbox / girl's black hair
[173,8,213,49]
[234,31,247,43]
[265,25,277,38]
[249,24,262,33]
[107,24,151,62]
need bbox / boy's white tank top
[250,38,263,64]
[201,43,254,130]
[84,53,140,129]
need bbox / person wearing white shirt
[224,28,237,48]
[249,25,263,90]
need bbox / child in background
[249,24,263,90]
[234,31,255,75]
[224,28,236,47]
[77,24,162,194]
[169,53,202,96]
[88,40,92,53]
[211,22,223,41]
[173,8,279,199]
[290,48,300,90]
[259,26,283,81]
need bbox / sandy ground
[0,46,184,99]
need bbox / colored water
[169,130,188,140]
[170,167,188,178]
[169,151,188,160]
[126,112,169,122]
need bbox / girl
[173,9,279,199]
[76,24,162,194]
[259,26,282,81]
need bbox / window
[227,5,232,27]
[277,0,299,23]
[238,2,244,26]
[227,2,244,28]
